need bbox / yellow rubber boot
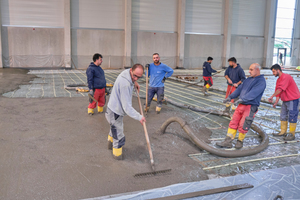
[238,133,246,141]
[156,106,162,114]
[231,104,237,110]
[273,121,287,136]
[284,123,296,141]
[235,133,246,149]
[227,128,237,139]
[113,147,123,160]
[216,128,237,148]
[108,135,113,150]
[98,106,103,113]
[88,108,94,115]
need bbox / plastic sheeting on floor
[88,164,300,200]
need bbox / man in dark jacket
[217,63,266,149]
[224,57,246,111]
[86,53,106,115]
[202,57,217,95]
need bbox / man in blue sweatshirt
[106,64,146,160]
[202,57,218,95]
[224,57,246,111]
[86,53,106,115]
[145,53,174,114]
[217,63,266,149]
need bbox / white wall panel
[231,0,267,36]
[71,0,125,29]
[1,0,64,27]
[132,0,178,32]
[185,0,223,34]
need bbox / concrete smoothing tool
[134,89,172,178]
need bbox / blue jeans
[280,99,300,123]
[147,87,164,108]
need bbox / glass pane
[276,8,295,19]
[275,28,293,38]
[277,0,296,9]
[276,18,294,29]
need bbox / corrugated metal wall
[71,0,124,29]
[231,0,267,36]
[131,0,178,32]
[185,0,223,35]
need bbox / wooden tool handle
[145,68,149,113]
[135,89,155,169]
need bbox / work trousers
[147,86,164,108]
[225,85,236,103]
[105,108,125,149]
[280,99,300,123]
[88,88,105,109]
[229,104,258,134]
[203,76,213,87]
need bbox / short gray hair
[253,63,261,70]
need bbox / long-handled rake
[134,89,172,178]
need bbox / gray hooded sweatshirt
[107,69,143,121]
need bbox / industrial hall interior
[1,0,300,199]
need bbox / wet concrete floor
[0,68,209,199]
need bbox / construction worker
[268,64,300,141]
[105,64,146,160]
[145,53,174,114]
[224,57,246,112]
[217,63,266,149]
[202,57,218,95]
[86,53,106,115]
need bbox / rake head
[134,169,172,178]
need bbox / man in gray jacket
[105,64,146,160]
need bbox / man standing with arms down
[202,57,217,95]
[217,63,266,149]
[86,53,106,115]
[145,53,174,114]
[105,64,146,160]
[268,64,300,141]
[224,57,246,112]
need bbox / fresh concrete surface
[0,68,208,199]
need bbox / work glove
[234,99,243,107]
[223,97,231,104]
[162,77,167,83]
[89,90,94,103]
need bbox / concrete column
[222,0,233,68]
[293,0,300,66]
[263,0,277,68]
[64,0,71,68]
[176,0,185,68]
[124,0,132,68]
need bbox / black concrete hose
[157,117,269,158]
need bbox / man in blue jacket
[86,53,106,115]
[145,53,174,114]
[217,63,266,149]
[202,57,217,95]
[224,57,246,111]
